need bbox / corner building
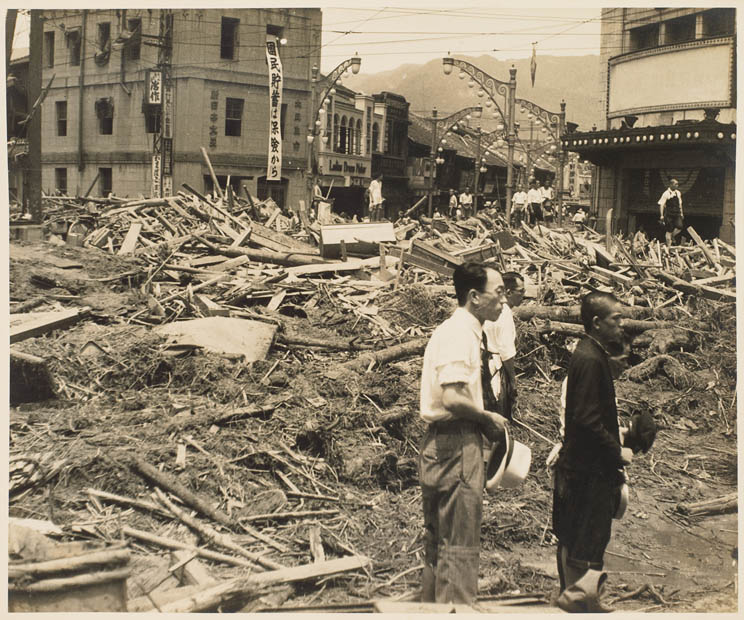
[564,8,736,242]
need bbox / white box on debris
[319,222,396,259]
[155,317,277,361]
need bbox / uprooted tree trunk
[335,336,429,375]
[536,319,682,338]
[625,354,710,389]
[631,328,695,354]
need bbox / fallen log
[195,236,327,268]
[625,354,708,389]
[338,336,429,374]
[676,492,737,516]
[130,457,288,554]
[156,555,371,613]
[9,549,130,580]
[10,350,56,405]
[537,318,680,338]
[10,297,46,314]
[631,328,694,354]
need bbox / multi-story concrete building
[563,7,736,241]
[40,8,322,208]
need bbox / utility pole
[473,126,482,213]
[556,101,566,226]
[27,10,42,222]
[151,9,173,198]
[427,109,438,218]
[505,67,517,225]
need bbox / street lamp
[306,55,361,214]
[425,105,483,217]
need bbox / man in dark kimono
[552,292,633,612]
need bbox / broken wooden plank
[677,492,736,516]
[655,271,736,303]
[10,307,91,344]
[193,294,230,317]
[229,229,251,249]
[686,226,718,269]
[286,259,364,277]
[117,222,143,255]
[155,556,371,613]
[590,265,635,286]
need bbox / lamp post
[443,57,517,224]
[443,58,566,227]
[425,105,483,217]
[306,55,361,214]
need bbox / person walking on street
[459,187,474,219]
[527,180,543,225]
[448,188,459,219]
[658,178,683,247]
[368,174,384,222]
[419,261,509,604]
[552,292,633,613]
[511,184,527,227]
[541,179,555,225]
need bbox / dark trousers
[420,419,484,604]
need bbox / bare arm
[441,383,506,441]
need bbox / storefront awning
[562,119,735,166]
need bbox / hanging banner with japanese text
[265,36,283,181]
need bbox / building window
[294,112,301,122]
[220,17,239,59]
[293,126,300,135]
[56,101,67,136]
[665,14,696,45]
[372,122,380,152]
[127,18,142,60]
[356,119,362,155]
[293,141,300,152]
[44,31,55,67]
[68,29,81,66]
[55,168,67,194]
[629,23,659,51]
[225,97,244,136]
[99,167,112,197]
[295,100,302,109]
[95,98,114,135]
[266,24,284,40]
[144,104,161,134]
[98,22,111,49]
[703,8,735,37]
[385,119,392,154]
[339,116,348,154]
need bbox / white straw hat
[485,426,532,491]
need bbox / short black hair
[580,291,619,331]
[502,271,524,291]
[453,261,496,306]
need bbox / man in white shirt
[448,188,459,219]
[527,180,543,225]
[658,178,683,247]
[483,272,525,421]
[419,262,508,604]
[459,187,474,219]
[368,174,384,222]
[541,180,555,224]
[511,184,528,227]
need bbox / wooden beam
[10,307,90,343]
[686,226,718,269]
[117,222,143,255]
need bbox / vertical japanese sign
[265,36,283,181]
[152,151,162,198]
[146,70,163,105]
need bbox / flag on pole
[530,43,537,87]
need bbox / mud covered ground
[9,240,737,612]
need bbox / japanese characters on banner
[146,70,163,105]
[152,152,162,198]
[265,36,283,181]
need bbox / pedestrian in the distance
[527,180,543,225]
[419,261,509,604]
[368,174,384,222]
[658,178,683,247]
[448,188,459,219]
[511,184,528,227]
[459,186,474,219]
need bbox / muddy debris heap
[9,187,737,612]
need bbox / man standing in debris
[419,262,509,604]
[658,178,684,247]
[511,184,528,227]
[541,179,555,225]
[527,180,543,225]
[483,272,525,422]
[552,292,633,613]
[448,188,459,219]
[368,174,384,222]
[459,186,474,219]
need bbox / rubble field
[9,191,737,612]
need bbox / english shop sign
[329,160,367,175]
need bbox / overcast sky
[9,4,603,73]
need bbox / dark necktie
[481,331,499,412]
